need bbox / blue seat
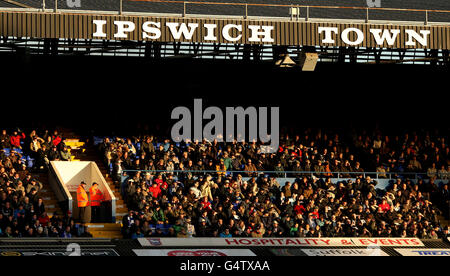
[27,158,34,168]
[3,148,10,155]
[93,136,104,146]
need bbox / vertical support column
[51,38,59,55]
[337,46,346,63]
[144,41,152,58]
[85,39,92,55]
[120,0,123,15]
[348,47,357,64]
[443,50,449,67]
[429,49,438,66]
[245,4,248,19]
[252,45,262,61]
[243,44,251,61]
[43,39,51,55]
[154,42,161,59]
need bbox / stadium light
[298,52,319,71]
[275,54,296,68]
[275,52,319,71]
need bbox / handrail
[122,169,425,175]
[4,0,448,25]
[119,169,447,198]
[127,0,450,14]
[119,169,438,181]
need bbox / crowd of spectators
[0,128,89,238]
[101,129,449,180]
[96,129,450,239]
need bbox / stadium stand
[92,128,449,239]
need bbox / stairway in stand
[57,127,128,238]
[37,172,63,217]
[80,146,129,224]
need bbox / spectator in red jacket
[10,130,25,149]
[38,212,51,226]
[52,130,62,147]
[149,182,161,198]
[154,174,167,188]
[379,199,391,212]
[294,201,306,215]
[200,197,212,211]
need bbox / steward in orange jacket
[76,181,89,223]
[89,182,105,222]
[89,183,105,207]
[77,182,89,207]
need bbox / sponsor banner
[301,249,388,256]
[138,238,424,247]
[271,248,389,256]
[0,249,120,257]
[133,249,256,256]
[395,249,450,256]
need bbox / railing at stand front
[118,169,450,198]
[120,169,428,180]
